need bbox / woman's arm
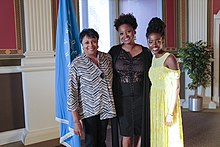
[67,61,83,135]
[164,54,180,126]
[166,78,180,126]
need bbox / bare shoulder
[164,53,179,70]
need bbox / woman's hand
[165,114,173,127]
[74,121,83,136]
[72,111,83,136]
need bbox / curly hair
[114,13,138,31]
[146,17,166,38]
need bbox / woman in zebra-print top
[67,28,116,147]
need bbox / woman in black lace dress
[109,13,152,147]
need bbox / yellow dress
[149,53,184,147]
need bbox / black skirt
[118,95,143,136]
[117,82,143,136]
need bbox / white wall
[119,0,162,46]
[213,11,220,106]
[182,0,214,109]
[0,0,59,145]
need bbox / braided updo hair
[146,17,166,38]
[114,13,138,31]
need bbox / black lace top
[115,49,144,96]
[109,44,152,147]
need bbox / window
[78,0,163,51]
[79,0,117,53]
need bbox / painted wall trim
[21,126,59,145]
[0,66,21,74]
[0,129,24,146]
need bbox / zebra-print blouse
[67,51,116,120]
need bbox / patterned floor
[182,108,220,147]
[2,108,220,147]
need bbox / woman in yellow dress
[146,17,184,147]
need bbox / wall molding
[21,56,55,72]
[188,0,207,42]
[0,127,59,146]
[0,66,21,74]
[0,129,24,146]
[22,126,59,145]
[23,0,53,55]
[213,10,220,106]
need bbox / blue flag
[55,0,82,146]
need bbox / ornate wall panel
[0,0,23,55]
[162,0,187,51]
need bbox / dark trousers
[82,115,109,147]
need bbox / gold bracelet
[168,113,173,116]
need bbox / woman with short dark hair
[67,28,116,147]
